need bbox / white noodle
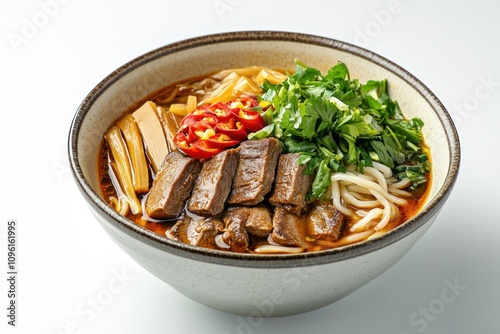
[254,244,304,254]
[389,177,412,189]
[340,183,380,208]
[215,234,230,249]
[252,234,305,254]
[345,184,373,196]
[331,173,407,206]
[367,230,387,240]
[364,166,388,192]
[350,208,384,232]
[332,179,352,216]
[340,230,375,244]
[372,161,393,178]
[370,189,392,231]
[267,233,280,245]
[388,187,412,197]
[329,163,411,239]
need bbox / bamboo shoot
[116,115,149,193]
[155,106,180,152]
[132,101,168,173]
[105,126,142,215]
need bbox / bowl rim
[68,30,460,268]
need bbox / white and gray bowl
[68,31,460,317]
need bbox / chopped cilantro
[255,61,430,199]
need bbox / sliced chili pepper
[207,133,240,148]
[174,131,223,159]
[173,131,204,158]
[214,118,249,140]
[189,122,216,141]
[179,112,218,129]
[192,140,224,159]
[230,96,259,109]
[230,108,266,132]
[206,102,233,122]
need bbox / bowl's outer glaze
[89,201,438,316]
[69,31,460,316]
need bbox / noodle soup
[96,62,431,254]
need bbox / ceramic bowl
[68,31,460,317]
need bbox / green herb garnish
[255,61,430,199]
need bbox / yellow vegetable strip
[233,76,261,95]
[253,69,287,85]
[155,106,180,153]
[201,67,287,105]
[105,126,142,215]
[116,115,149,194]
[211,66,267,80]
[200,77,239,104]
[169,103,187,117]
[186,95,197,113]
[132,101,168,174]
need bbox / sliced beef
[269,153,313,214]
[222,207,250,252]
[166,215,224,249]
[245,206,273,237]
[145,150,202,219]
[227,138,282,205]
[187,148,240,216]
[306,201,345,241]
[271,207,309,248]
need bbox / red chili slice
[206,102,233,122]
[230,109,266,132]
[236,96,259,108]
[207,133,240,148]
[174,131,223,159]
[180,112,218,129]
[173,131,202,158]
[214,118,249,140]
[191,140,224,159]
[189,122,216,141]
[174,96,268,159]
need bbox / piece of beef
[271,207,309,248]
[227,138,282,205]
[306,201,345,241]
[222,207,250,252]
[166,215,224,249]
[269,153,313,214]
[145,150,202,219]
[187,148,240,216]
[245,206,273,237]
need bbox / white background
[1,0,499,333]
